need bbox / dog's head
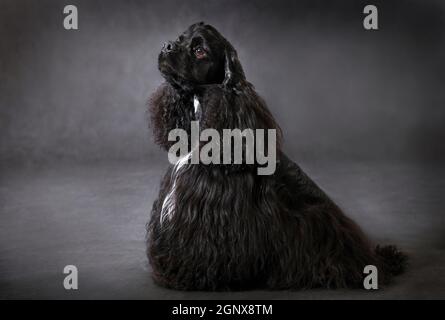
[158,22,245,91]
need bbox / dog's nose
[162,41,175,53]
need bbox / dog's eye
[194,47,207,59]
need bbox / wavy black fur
[147,22,407,290]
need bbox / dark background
[1,0,445,299]
[1,0,444,164]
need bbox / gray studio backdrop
[1,0,445,300]
[1,0,444,165]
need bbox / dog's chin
[158,57,174,77]
[159,67,196,92]
[158,64,173,80]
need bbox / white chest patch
[160,151,193,225]
[160,96,200,225]
[193,95,200,115]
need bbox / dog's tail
[375,245,408,281]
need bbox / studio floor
[1,159,444,299]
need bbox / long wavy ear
[222,43,245,89]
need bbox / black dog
[147,22,407,290]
